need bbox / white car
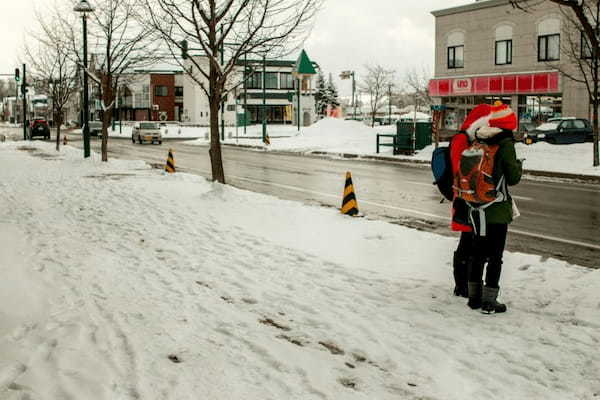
[132,122,162,144]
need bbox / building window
[246,72,262,89]
[538,34,560,61]
[280,72,295,89]
[154,85,168,97]
[581,31,593,59]
[135,85,150,108]
[265,72,278,89]
[175,86,184,96]
[448,45,464,69]
[495,40,512,65]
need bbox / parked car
[88,121,103,137]
[132,122,162,144]
[523,118,592,144]
[29,119,50,140]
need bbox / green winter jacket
[484,133,523,224]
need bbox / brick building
[429,0,590,131]
[114,71,184,122]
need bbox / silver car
[132,122,162,144]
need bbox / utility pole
[243,52,247,136]
[22,64,27,140]
[82,14,91,157]
[388,84,392,125]
[262,53,267,142]
[297,77,301,131]
[352,72,356,120]
[220,25,225,141]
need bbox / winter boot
[481,286,507,314]
[453,252,469,298]
[467,281,482,310]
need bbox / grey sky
[0,0,472,95]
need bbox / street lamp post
[340,70,356,119]
[74,0,95,159]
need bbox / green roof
[294,50,316,75]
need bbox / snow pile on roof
[0,141,599,399]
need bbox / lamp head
[74,0,95,13]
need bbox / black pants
[455,231,474,259]
[469,224,508,289]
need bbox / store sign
[452,78,472,94]
[428,72,560,97]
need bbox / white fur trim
[466,115,491,140]
[475,126,502,139]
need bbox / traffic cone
[165,149,176,173]
[341,171,359,216]
[263,133,271,146]
[63,135,67,145]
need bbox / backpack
[454,141,501,204]
[431,133,467,202]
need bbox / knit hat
[460,101,517,140]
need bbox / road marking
[203,171,600,251]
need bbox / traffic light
[15,68,20,82]
[180,40,188,60]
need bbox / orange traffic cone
[341,171,359,216]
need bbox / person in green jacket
[466,103,523,314]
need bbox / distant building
[429,0,589,131]
[183,53,319,127]
[95,70,185,123]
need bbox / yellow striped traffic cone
[165,149,176,173]
[341,171,359,216]
[263,133,271,146]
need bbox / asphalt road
[9,128,600,268]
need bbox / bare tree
[359,64,395,127]
[26,15,79,151]
[510,0,599,166]
[45,0,157,161]
[405,66,433,110]
[138,0,322,183]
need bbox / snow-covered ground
[185,118,600,177]
[73,123,301,140]
[0,141,598,400]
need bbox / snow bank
[0,141,598,399]
[187,118,600,177]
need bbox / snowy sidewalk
[0,141,599,400]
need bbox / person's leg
[453,231,473,297]
[482,224,508,314]
[467,234,486,309]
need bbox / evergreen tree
[315,72,328,117]
[327,73,340,110]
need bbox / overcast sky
[1,0,472,96]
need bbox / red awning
[428,72,560,97]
